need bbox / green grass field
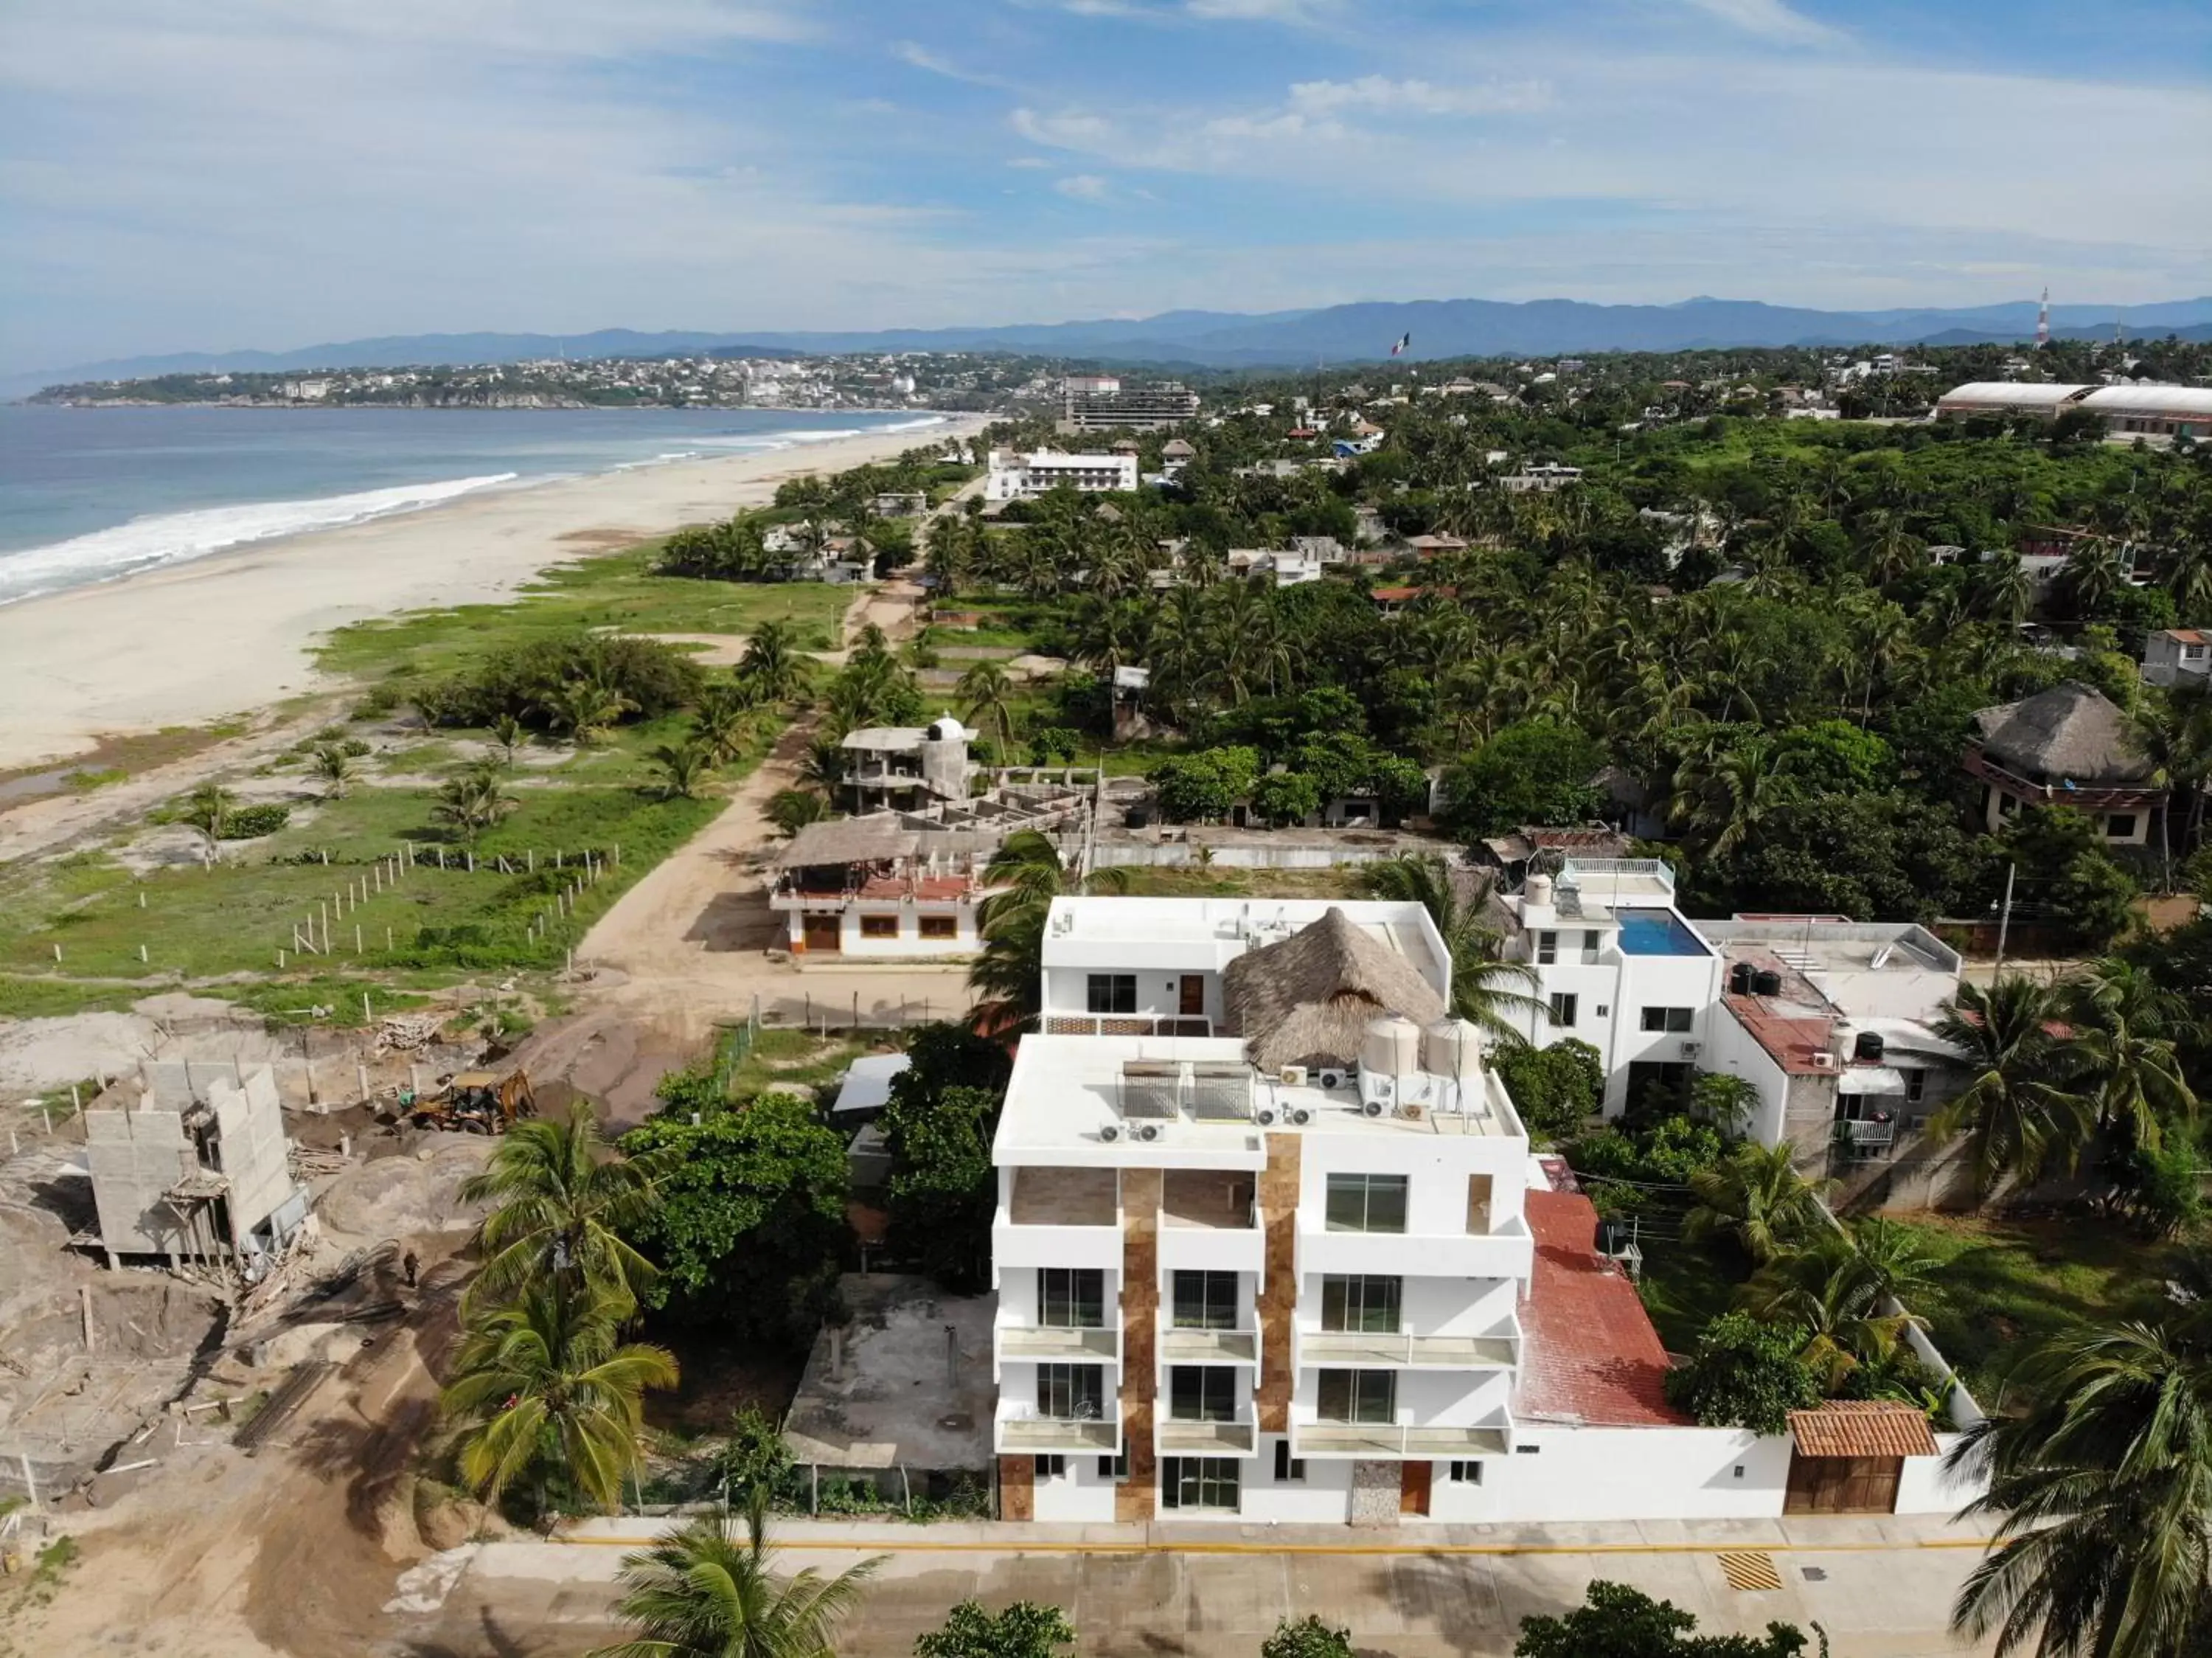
[317,547,851,691]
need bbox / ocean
[0,404,945,606]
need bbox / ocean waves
[0,471,521,606]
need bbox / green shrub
[224,803,291,839]
[1663,1311,1822,1432]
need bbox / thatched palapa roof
[775,816,919,870]
[1972,681,2153,785]
[1222,906,1446,1073]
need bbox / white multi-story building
[986,448,1140,501]
[992,901,1540,1523]
[1497,861,1724,1114]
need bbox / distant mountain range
[14,296,2212,398]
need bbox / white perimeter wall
[1702,1003,1793,1148]
[1481,1426,1789,1521]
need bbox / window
[1324,1173,1408,1234]
[1273,1440,1307,1482]
[1039,1269,1105,1329]
[1036,1364,1105,1421]
[1034,1454,1066,1478]
[1086,974,1137,1014]
[1317,1369,1396,1424]
[1535,930,1558,965]
[1098,1445,1129,1482]
[1172,1271,1239,1331]
[1161,1457,1240,1511]
[918,914,958,940]
[1579,929,1601,963]
[1903,1069,1927,1104]
[2104,814,2138,839]
[1547,992,1578,1029]
[859,914,900,940]
[1168,1367,1237,1422]
[1321,1275,1402,1333]
[1447,1460,1484,1485]
[1639,1006,1694,1033]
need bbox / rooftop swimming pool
[1615,909,1708,957]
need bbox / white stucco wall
[1702,1001,1794,1148]
[839,902,979,958]
[1481,1426,1789,1522]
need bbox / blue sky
[1,0,2208,371]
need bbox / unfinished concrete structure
[84,1062,308,1272]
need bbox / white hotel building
[985,448,1140,502]
[983,897,1972,1525]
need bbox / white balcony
[1156,1415,1258,1457]
[992,1212,1125,1274]
[1297,1330,1517,1370]
[995,1409,1120,1455]
[1295,1214,1533,1283]
[1290,1419,1512,1460]
[992,1167,1125,1278]
[1158,1325,1259,1365]
[997,1324,1120,1363]
[1157,1176,1265,1283]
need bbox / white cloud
[891,40,1009,89]
[1286,74,1554,117]
[1054,173,1113,199]
[1678,0,1843,47]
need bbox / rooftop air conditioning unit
[1287,1106,1313,1127]
[1679,1040,1702,1060]
[1099,1123,1121,1142]
[1811,1051,1838,1072]
[1134,1122,1164,1142]
[1318,1068,1349,1091]
[1361,1099,1386,1118]
[1279,1065,1309,1088]
[1395,1101,1426,1123]
[1253,1106,1280,1127]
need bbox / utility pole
[1992,861,2017,979]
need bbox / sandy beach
[0,417,985,771]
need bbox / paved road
[385,1516,1994,1658]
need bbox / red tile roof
[1787,1401,1939,1459]
[1518,1190,1688,1427]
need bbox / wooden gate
[1399,1460,1432,1516]
[1783,1454,1902,1515]
[801,915,842,953]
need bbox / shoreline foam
[0,416,986,772]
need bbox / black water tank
[1728,962,1755,996]
[1124,805,1152,829]
[1854,1030,1886,1064]
[1752,968,1783,996]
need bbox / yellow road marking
[1718,1549,1784,1591]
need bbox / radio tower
[2034,287,2051,350]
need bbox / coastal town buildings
[981,896,1973,1525]
[2141,627,2211,687]
[1060,379,1201,432]
[987,448,1141,501]
[1935,381,2212,440]
[1964,681,2163,844]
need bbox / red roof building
[1517,1187,1687,1427]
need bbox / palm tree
[587,1492,881,1658]
[553,679,637,746]
[1930,978,2096,1199]
[1684,1141,1827,1264]
[969,831,1128,1036]
[441,1280,678,1516]
[692,693,754,766]
[459,1098,669,1314]
[433,763,520,847]
[180,781,236,859]
[765,788,830,838]
[1355,855,1544,1042]
[738,621,811,706]
[1669,735,1787,859]
[651,741,712,801]
[2057,957,2198,1155]
[1741,1227,1937,1389]
[957,659,1019,755]
[1948,1319,2212,1658]
[310,743,361,799]
[491,713,529,769]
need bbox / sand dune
[0,420,984,771]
